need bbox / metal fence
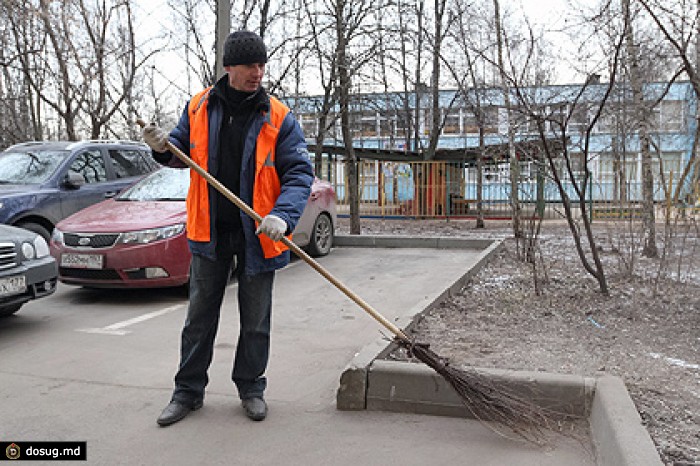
[315,159,700,221]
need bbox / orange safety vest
[186,87,291,259]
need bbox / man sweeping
[142,30,313,427]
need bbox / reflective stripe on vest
[186,88,291,259]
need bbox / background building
[287,80,699,219]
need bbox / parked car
[0,140,159,242]
[49,167,337,289]
[0,224,58,317]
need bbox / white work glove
[256,214,287,241]
[142,122,169,153]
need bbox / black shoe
[157,399,203,427]
[241,397,267,421]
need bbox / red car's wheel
[304,213,333,257]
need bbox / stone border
[590,376,662,466]
[333,234,662,466]
[366,360,595,418]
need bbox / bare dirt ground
[337,217,700,466]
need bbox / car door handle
[104,191,118,198]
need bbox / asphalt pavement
[0,246,594,465]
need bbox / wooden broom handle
[136,119,409,341]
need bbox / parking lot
[0,246,592,465]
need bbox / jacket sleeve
[270,112,314,233]
[151,104,191,169]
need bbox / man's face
[225,63,265,92]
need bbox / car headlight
[21,241,36,260]
[118,224,185,245]
[34,236,50,258]
[51,228,64,245]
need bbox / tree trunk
[335,0,360,234]
[413,0,424,152]
[476,125,485,228]
[623,0,657,257]
[425,0,446,161]
[493,0,522,239]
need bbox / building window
[482,107,500,134]
[568,103,590,134]
[653,151,682,185]
[394,110,412,139]
[512,109,537,135]
[442,109,461,134]
[546,103,568,133]
[595,103,623,134]
[379,111,392,137]
[652,101,684,133]
[463,113,479,135]
[299,114,318,138]
[351,111,378,137]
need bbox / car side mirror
[63,171,86,189]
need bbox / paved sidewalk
[0,246,595,465]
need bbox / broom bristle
[398,339,574,444]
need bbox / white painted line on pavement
[77,304,184,336]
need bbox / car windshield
[0,150,68,184]
[117,167,189,201]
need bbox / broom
[136,119,563,442]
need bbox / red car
[49,168,336,288]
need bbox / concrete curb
[364,362,661,466]
[334,234,495,250]
[333,235,662,466]
[590,376,663,466]
[366,359,595,418]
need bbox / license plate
[0,275,26,297]
[61,253,104,269]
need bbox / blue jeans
[172,231,274,405]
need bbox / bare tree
[168,0,216,88]
[74,0,145,139]
[511,56,630,295]
[2,0,152,140]
[301,0,340,176]
[414,0,426,152]
[322,0,379,233]
[0,3,41,147]
[424,0,449,161]
[493,0,523,239]
[443,0,497,229]
[638,0,700,207]
[622,0,657,257]
[396,0,419,152]
[335,0,358,233]
[465,0,638,295]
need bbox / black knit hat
[223,31,268,66]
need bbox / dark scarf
[213,80,263,236]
